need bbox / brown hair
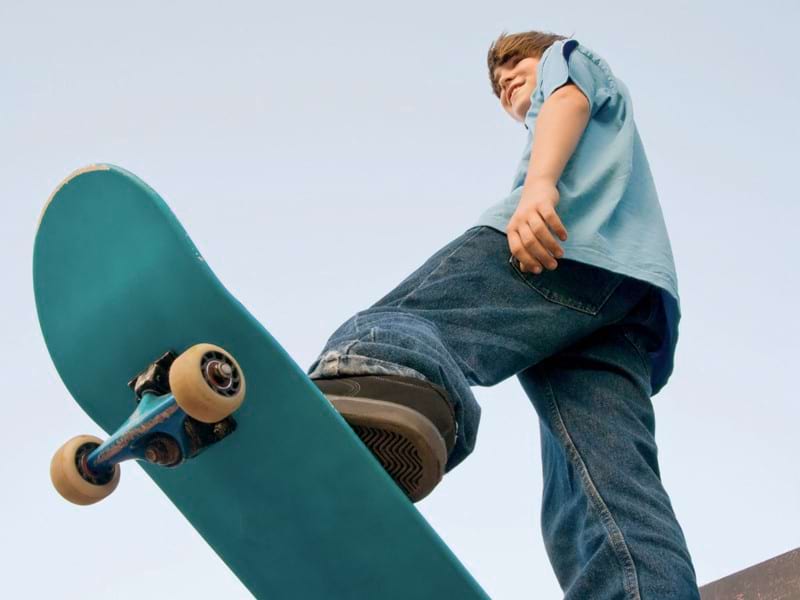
[487,30,572,98]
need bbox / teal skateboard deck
[35,164,489,599]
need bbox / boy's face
[494,56,540,123]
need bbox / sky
[2,1,799,597]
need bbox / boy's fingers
[539,231,564,263]
[508,229,542,272]
[525,218,561,270]
[542,209,568,242]
[518,225,549,271]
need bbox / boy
[308,30,701,597]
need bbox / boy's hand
[507,179,568,273]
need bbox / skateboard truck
[50,343,246,505]
[127,350,176,399]
[126,350,237,461]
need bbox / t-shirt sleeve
[539,39,613,117]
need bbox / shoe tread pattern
[352,424,423,499]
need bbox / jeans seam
[540,369,642,600]
[620,329,650,378]
[397,226,485,309]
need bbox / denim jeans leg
[307,225,700,595]
[306,227,489,471]
[517,321,700,598]
[309,226,659,474]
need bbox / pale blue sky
[3,1,798,597]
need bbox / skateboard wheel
[169,343,246,423]
[50,435,120,505]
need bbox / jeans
[306,225,700,599]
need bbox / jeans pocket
[508,255,626,316]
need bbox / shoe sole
[328,396,447,502]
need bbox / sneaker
[312,374,456,502]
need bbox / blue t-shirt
[474,38,681,396]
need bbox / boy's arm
[525,84,590,185]
[507,84,590,274]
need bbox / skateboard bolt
[207,361,233,389]
[145,437,181,466]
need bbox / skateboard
[35,164,489,599]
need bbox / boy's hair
[487,30,571,98]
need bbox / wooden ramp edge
[700,547,800,599]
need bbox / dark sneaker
[311,374,456,502]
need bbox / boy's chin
[512,102,531,123]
